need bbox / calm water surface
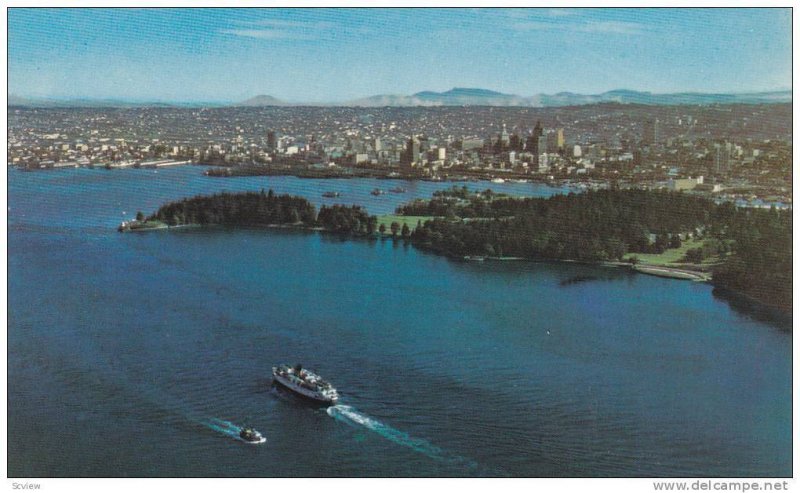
[8,166,791,477]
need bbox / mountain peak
[445,87,509,97]
[235,95,286,107]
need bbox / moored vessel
[272,364,339,404]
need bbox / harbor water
[7,166,791,477]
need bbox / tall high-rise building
[714,141,732,174]
[546,131,562,153]
[525,121,548,166]
[642,119,660,145]
[526,120,544,153]
[499,124,510,148]
[267,131,278,150]
[402,136,420,167]
[533,120,544,137]
[537,135,548,157]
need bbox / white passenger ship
[272,364,339,404]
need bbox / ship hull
[272,373,337,405]
[238,435,266,444]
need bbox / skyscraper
[642,119,660,145]
[499,124,510,148]
[527,121,544,152]
[402,136,420,168]
[714,141,732,174]
[267,131,278,150]
[527,121,547,167]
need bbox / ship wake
[327,405,482,471]
[202,417,261,443]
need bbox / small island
[122,187,791,313]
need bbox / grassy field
[623,238,717,266]
[128,219,168,231]
[376,215,435,233]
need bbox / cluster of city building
[7,103,791,205]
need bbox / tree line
[406,188,791,310]
[147,187,791,311]
[150,189,375,236]
[409,189,720,260]
[712,205,791,310]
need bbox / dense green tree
[684,248,704,264]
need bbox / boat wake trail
[202,417,263,443]
[327,405,488,473]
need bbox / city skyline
[8,8,792,103]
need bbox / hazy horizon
[9,8,792,102]
[8,85,794,106]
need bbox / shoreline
[710,285,793,321]
[117,220,789,319]
[630,264,711,282]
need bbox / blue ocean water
[7,166,791,477]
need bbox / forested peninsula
[120,189,376,235]
[120,187,792,312]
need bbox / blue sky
[8,8,792,103]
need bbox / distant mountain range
[7,94,179,108]
[8,88,791,108]
[344,87,792,107]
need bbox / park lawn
[623,238,718,266]
[376,215,435,233]
[130,219,168,230]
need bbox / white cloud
[249,19,334,29]
[512,19,644,35]
[220,18,334,41]
[219,29,314,40]
[574,21,644,34]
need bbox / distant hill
[8,88,791,108]
[7,94,194,108]
[348,88,792,107]
[233,95,288,107]
[413,88,532,106]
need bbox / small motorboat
[239,427,266,444]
